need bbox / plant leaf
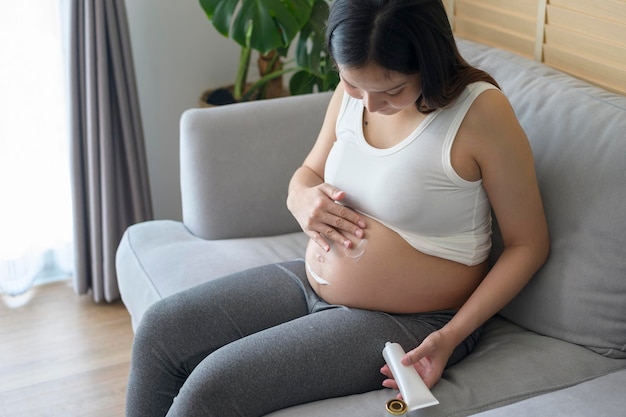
[202,0,313,54]
[199,0,238,37]
[295,0,328,71]
[289,70,317,95]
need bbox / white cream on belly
[306,262,331,285]
[307,238,368,285]
[344,238,368,262]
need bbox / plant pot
[199,53,291,108]
[199,83,289,108]
[199,86,240,108]
[257,52,285,99]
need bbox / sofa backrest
[180,92,333,240]
[458,39,626,359]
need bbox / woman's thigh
[136,261,314,368]
[167,304,456,417]
[127,261,313,416]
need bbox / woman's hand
[380,330,455,391]
[287,182,366,252]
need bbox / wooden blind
[446,0,626,95]
[452,0,538,58]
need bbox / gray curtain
[69,0,153,302]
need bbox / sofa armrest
[180,92,333,240]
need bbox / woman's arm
[287,84,367,251]
[385,89,550,388]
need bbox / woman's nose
[363,93,384,112]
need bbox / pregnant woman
[125,1,549,416]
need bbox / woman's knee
[166,353,257,417]
[132,297,183,355]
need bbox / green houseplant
[199,0,338,104]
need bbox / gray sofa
[116,39,626,416]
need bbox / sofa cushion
[116,220,309,330]
[267,317,625,417]
[470,368,626,417]
[458,39,626,359]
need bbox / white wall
[125,0,241,220]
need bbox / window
[0,0,73,296]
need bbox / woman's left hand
[380,330,455,390]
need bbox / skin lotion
[382,342,439,414]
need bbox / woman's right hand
[287,182,366,252]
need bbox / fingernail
[358,220,366,228]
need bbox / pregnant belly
[305,216,487,313]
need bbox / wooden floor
[0,280,134,417]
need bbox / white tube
[382,342,439,411]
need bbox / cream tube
[382,342,439,411]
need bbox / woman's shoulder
[454,81,527,159]
[441,81,501,119]
[459,81,513,127]
[466,81,501,104]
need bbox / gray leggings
[126,260,480,417]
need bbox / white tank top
[325,82,497,266]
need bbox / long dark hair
[326,0,498,113]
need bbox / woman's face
[339,62,422,115]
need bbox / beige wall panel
[456,1,537,37]
[544,45,626,95]
[548,0,626,23]
[458,0,537,16]
[450,0,626,95]
[456,18,535,58]
[546,5,626,46]
[545,25,626,68]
